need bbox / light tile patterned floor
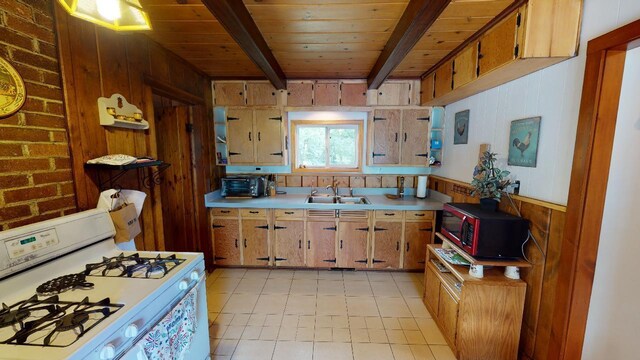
[207,268,457,360]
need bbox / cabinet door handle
[396,241,399,251]
[244,239,247,248]
[299,240,302,249]
[307,240,310,250]
[406,242,410,252]
[258,132,261,141]
[340,240,343,249]
[395,133,398,142]
[235,239,238,248]
[404,133,407,142]
[249,132,252,141]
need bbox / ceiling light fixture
[57,0,152,31]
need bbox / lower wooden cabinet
[211,218,241,266]
[403,221,433,270]
[273,220,305,267]
[337,221,369,268]
[306,221,337,268]
[371,221,402,269]
[438,283,459,343]
[241,219,270,266]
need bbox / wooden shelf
[84,160,169,190]
[435,232,531,268]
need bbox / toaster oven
[220,176,266,198]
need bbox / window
[292,120,362,172]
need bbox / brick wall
[0,0,75,229]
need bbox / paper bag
[109,202,142,243]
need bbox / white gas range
[0,209,210,360]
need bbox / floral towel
[140,286,198,360]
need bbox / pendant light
[57,0,152,31]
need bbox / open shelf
[84,160,170,190]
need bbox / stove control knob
[125,324,139,338]
[178,279,189,290]
[190,270,200,281]
[100,344,116,359]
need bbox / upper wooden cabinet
[315,81,340,106]
[287,81,314,106]
[371,109,402,165]
[420,73,435,105]
[369,108,431,166]
[226,108,285,165]
[340,82,367,106]
[377,81,411,106]
[214,81,245,106]
[246,82,278,106]
[478,11,521,77]
[422,0,582,106]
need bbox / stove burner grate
[0,295,57,329]
[84,253,185,279]
[0,296,123,347]
[36,273,94,296]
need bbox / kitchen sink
[305,196,370,205]
[338,196,370,205]
[306,196,337,204]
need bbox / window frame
[290,120,363,173]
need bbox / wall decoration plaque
[454,109,470,144]
[0,57,26,118]
[508,117,541,167]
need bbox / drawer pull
[284,211,294,215]
[221,210,231,214]
[249,211,259,214]
[413,213,425,217]
[384,213,396,216]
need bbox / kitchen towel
[97,189,147,250]
[416,176,428,198]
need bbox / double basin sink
[306,195,371,205]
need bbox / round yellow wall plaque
[0,57,26,118]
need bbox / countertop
[204,187,449,211]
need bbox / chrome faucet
[397,176,405,198]
[310,188,318,196]
[326,184,337,197]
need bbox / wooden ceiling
[140,0,514,83]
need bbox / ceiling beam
[201,0,287,90]
[367,0,450,89]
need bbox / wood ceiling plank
[273,51,382,60]
[440,0,513,18]
[149,20,228,34]
[145,32,237,44]
[245,4,407,21]
[202,0,287,89]
[252,19,399,33]
[367,0,450,89]
[429,16,495,32]
[269,43,386,52]
[144,5,216,21]
[263,32,389,45]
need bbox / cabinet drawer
[240,208,267,218]
[212,208,238,218]
[405,211,434,220]
[275,209,304,219]
[375,210,403,220]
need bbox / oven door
[119,275,209,360]
[441,207,477,254]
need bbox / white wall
[581,47,640,360]
[433,0,640,205]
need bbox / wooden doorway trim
[550,19,640,359]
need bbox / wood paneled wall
[55,5,219,251]
[428,175,567,360]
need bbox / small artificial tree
[471,151,511,202]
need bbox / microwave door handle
[459,215,467,238]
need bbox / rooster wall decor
[508,117,541,167]
[454,109,470,144]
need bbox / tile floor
[206,268,456,360]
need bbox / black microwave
[220,176,266,198]
[441,203,529,259]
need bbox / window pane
[329,128,357,167]
[297,126,326,167]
